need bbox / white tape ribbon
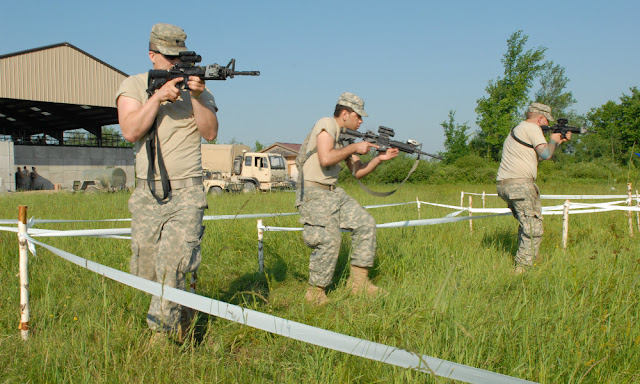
[26,237,535,384]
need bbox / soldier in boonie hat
[527,102,554,122]
[336,92,368,117]
[116,21,219,344]
[149,23,188,56]
[294,91,399,306]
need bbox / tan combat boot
[305,286,329,306]
[177,307,196,344]
[347,265,385,296]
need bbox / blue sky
[2,0,638,153]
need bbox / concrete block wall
[12,145,135,190]
[0,141,16,191]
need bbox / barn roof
[0,42,128,142]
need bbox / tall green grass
[0,184,638,383]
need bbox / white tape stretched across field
[15,233,535,384]
[2,198,637,238]
[461,191,640,200]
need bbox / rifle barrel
[231,71,260,76]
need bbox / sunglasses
[151,50,180,61]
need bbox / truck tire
[243,181,257,193]
[208,186,223,196]
[84,185,101,193]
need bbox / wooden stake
[562,200,570,250]
[416,197,421,219]
[18,205,29,340]
[257,219,264,273]
[482,191,486,209]
[636,190,639,233]
[468,196,473,234]
[460,191,464,209]
[627,183,633,237]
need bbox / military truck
[201,144,292,194]
[73,167,128,192]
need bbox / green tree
[253,140,264,152]
[534,61,576,118]
[586,87,640,164]
[440,110,471,164]
[475,31,547,161]
[102,126,134,148]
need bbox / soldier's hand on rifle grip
[187,75,206,99]
[550,131,571,144]
[154,77,184,103]
[354,141,378,155]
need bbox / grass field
[0,183,638,383]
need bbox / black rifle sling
[146,119,171,201]
[349,155,420,197]
[510,128,534,149]
[295,148,316,203]
[145,76,172,201]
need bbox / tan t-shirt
[496,120,547,181]
[115,73,217,180]
[299,117,343,185]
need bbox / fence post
[636,190,639,233]
[257,219,264,273]
[562,200,570,250]
[627,183,633,237]
[18,205,29,340]
[416,197,421,219]
[460,191,464,209]
[482,191,486,209]
[468,196,473,234]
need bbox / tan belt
[137,177,203,190]
[496,178,534,186]
[305,180,336,191]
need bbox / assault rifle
[339,126,442,160]
[541,118,594,139]
[147,51,260,94]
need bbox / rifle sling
[145,76,172,201]
[510,128,534,149]
[350,155,421,197]
[145,119,172,201]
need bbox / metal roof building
[0,42,128,143]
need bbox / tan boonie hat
[150,23,188,56]
[337,92,368,117]
[528,102,554,121]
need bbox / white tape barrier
[462,191,639,201]
[2,198,637,239]
[259,199,640,233]
[419,200,640,215]
[0,225,131,239]
[0,202,410,226]
[260,213,512,233]
[20,234,535,384]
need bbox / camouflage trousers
[298,186,376,287]
[497,181,543,268]
[128,185,207,332]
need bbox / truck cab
[234,152,291,191]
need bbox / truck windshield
[268,155,285,170]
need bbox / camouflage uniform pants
[298,187,376,287]
[497,181,543,268]
[128,185,207,332]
